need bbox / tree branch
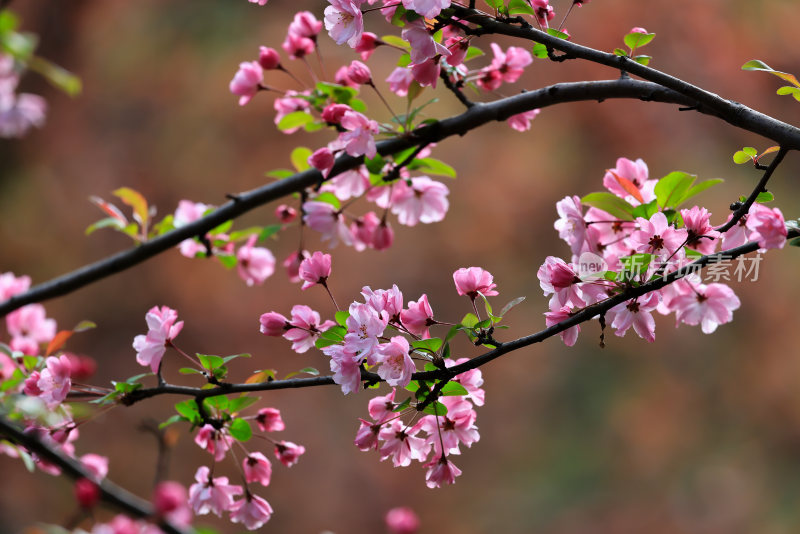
[0,415,191,534]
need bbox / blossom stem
[278,66,305,88]
[321,281,341,311]
[368,81,400,123]
[557,2,576,32]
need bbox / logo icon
[575,252,608,281]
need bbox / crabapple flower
[230,493,273,530]
[681,206,719,254]
[603,157,655,205]
[419,396,479,456]
[323,166,370,200]
[671,283,740,333]
[283,250,306,283]
[347,60,372,85]
[173,200,211,258]
[424,455,462,488]
[448,358,486,406]
[345,302,388,360]
[303,200,353,247]
[289,11,323,39]
[321,103,351,124]
[508,109,540,131]
[284,304,335,353]
[7,304,56,355]
[403,0,450,18]
[386,507,420,534]
[453,267,499,299]
[335,65,359,88]
[746,203,787,250]
[255,407,285,432]
[0,93,47,138]
[299,251,332,290]
[400,294,435,338]
[537,256,584,308]
[386,67,414,96]
[375,336,415,387]
[324,0,365,48]
[337,110,379,158]
[132,306,183,373]
[545,305,580,346]
[327,344,363,394]
[248,0,268,5]
[152,481,191,526]
[530,0,555,27]
[630,211,688,262]
[282,32,315,59]
[274,90,311,132]
[608,293,659,342]
[554,195,587,256]
[351,211,381,250]
[258,46,281,70]
[355,419,381,451]
[194,424,233,462]
[373,219,394,250]
[411,59,440,88]
[236,235,275,286]
[368,388,397,422]
[229,61,263,106]
[259,311,289,336]
[36,355,72,408]
[274,440,305,467]
[356,32,380,60]
[402,19,450,65]
[75,478,100,509]
[308,146,335,178]
[478,43,532,90]
[361,285,404,322]
[391,176,450,226]
[275,204,298,223]
[0,271,30,301]
[379,419,431,467]
[243,452,272,486]
[721,214,750,249]
[80,453,109,480]
[188,466,242,517]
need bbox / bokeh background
[2,0,800,533]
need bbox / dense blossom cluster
[539,157,787,345]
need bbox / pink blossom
[230,493,273,530]
[249,0,268,5]
[0,272,30,301]
[194,424,233,462]
[309,147,335,178]
[229,61,263,106]
[274,440,305,467]
[448,358,485,406]
[75,478,100,509]
[274,90,311,132]
[403,0,451,18]
[258,46,281,70]
[681,206,719,254]
[188,465,242,517]
[672,283,740,333]
[351,211,381,250]
[302,201,353,247]
[400,294,435,338]
[132,306,183,373]
[338,110,379,158]
[508,109,540,131]
[347,60,372,85]
[6,304,56,345]
[173,200,211,258]
[321,103,351,124]
[283,250,307,283]
[531,0,555,27]
[537,256,585,308]
[326,344,363,394]
[255,407,285,432]
[379,419,431,467]
[24,371,41,396]
[80,453,109,480]
[602,157,655,205]
[391,176,449,226]
[345,302,388,361]
[445,36,470,67]
[356,32,380,60]
[630,211,688,262]
[368,388,397,422]
[630,26,648,34]
[721,214,750,249]
[361,285,404,322]
[608,292,659,342]
[236,235,275,286]
[324,0,365,48]
[386,67,414,97]
[259,311,289,336]
[152,481,191,526]
[420,397,479,457]
[290,11,323,39]
[243,452,272,486]
[282,32,315,59]
[424,455,462,488]
[453,267,499,299]
[544,305,580,346]
[355,419,381,451]
[284,304,335,353]
[554,195,587,256]
[402,19,450,65]
[386,507,420,534]
[299,251,332,290]
[411,59,440,88]
[323,166,370,200]
[335,65,359,88]
[479,43,532,90]
[746,203,787,250]
[36,355,72,408]
[374,219,394,250]
[275,204,298,223]
[375,336,415,387]
[0,93,47,138]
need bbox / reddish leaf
[89,196,127,224]
[46,330,73,357]
[754,145,780,163]
[113,187,149,226]
[606,170,645,204]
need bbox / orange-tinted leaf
[46,330,73,357]
[89,196,127,224]
[755,145,780,163]
[113,187,149,226]
[245,369,276,384]
[607,170,645,203]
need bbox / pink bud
[347,60,372,85]
[386,507,420,534]
[322,103,351,125]
[258,46,281,70]
[308,147,335,178]
[275,204,298,223]
[630,27,648,34]
[259,312,289,336]
[356,32,380,61]
[373,220,394,250]
[256,407,286,432]
[75,478,100,509]
[153,481,188,516]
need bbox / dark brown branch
[123,228,800,405]
[715,147,789,233]
[0,415,191,534]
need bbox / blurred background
[2,0,800,533]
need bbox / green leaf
[756,191,774,203]
[380,34,410,51]
[613,48,628,57]
[315,325,346,349]
[277,111,314,132]
[789,237,800,247]
[508,0,535,15]
[407,157,456,178]
[85,217,126,236]
[499,296,526,317]
[2,31,37,61]
[0,12,20,34]
[405,380,421,393]
[112,187,149,227]
[335,311,350,327]
[680,178,723,205]
[391,5,408,26]
[411,338,443,354]
[175,399,200,422]
[532,43,549,59]
[733,150,754,164]
[460,313,479,329]
[204,395,229,412]
[312,191,341,210]
[22,355,39,371]
[632,55,651,66]
[618,253,653,281]
[776,85,800,97]
[624,32,655,50]
[742,60,800,88]
[265,169,295,180]
[393,397,412,412]
[546,28,570,40]
[440,382,469,396]
[197,354,224,371]
[654,171,696,209]
[283,367,320,379]
[290,147,313,172]
[421,401,448,416]
[179,367,204,375]
[484,0,503,8]
[159,414,185,430]
[365,153,387,175]
[0,368,24,392]
[631,199,658,220]
[465,46,484,61]
[228,396,259,414]
[580,192,635,221]
[229,419,253,441]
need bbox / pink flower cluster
[539,157,790,345]
[0,54,47,138]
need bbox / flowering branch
[0,415,191,534]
